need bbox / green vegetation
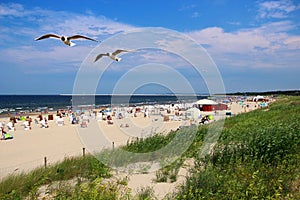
[173,96,300,199]
[0,155,112,199]
[96,126,195,171]
[123,131,177,153]
[226,89,300,96]
[0,96,299,199]
[135,186,156,200]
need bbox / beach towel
[20,116,26,121]
[3,133,13,140]
[208,115,214,120]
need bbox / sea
[0,95,207,114]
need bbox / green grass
[123,131,177,153]
[0,155,111,199]
[95,125,197,170]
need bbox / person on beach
[7,121,15,131]
[40,117,49,128]
[72,116,78,124]
[38,114,43,121]
[1,127,13,140]
[1,127,5,139]
[200,115,210,124]
[26,116,32,129]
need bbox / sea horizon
[0,94,208,114]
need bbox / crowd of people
[0,108,102,140]
[1,99,243,140]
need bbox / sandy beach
[0,117,83,177]
[0,110,187,179]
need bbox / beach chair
[7,122,15,132]
[57,117,64,126]
[40,120,48,128]
[23,121,30,130]
[81,121,88,128]
[82,115,89,123]
[97,113,103,121]
[57,120,64,126]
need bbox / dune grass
[0,155,111,199]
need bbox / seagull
[94,49,129,62]
[35,33,98,46]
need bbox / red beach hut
[195,99,218,111]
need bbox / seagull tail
[116,57,122,62]
[70,42,76,47]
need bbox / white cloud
[0,3,25,17]
[258,0,300,19]
[37,15,134,37]
[188,20,300,69]
[189,26,270,54]
[0,45,94,73]
[0,3,134,39]
[283,36,300,49]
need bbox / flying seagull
[35,34,98,46]
[94,49,129,62]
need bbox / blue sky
[0,0,299,94]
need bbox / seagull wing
[112,49,129,56]
[94,54,107,62]
[68,35,98,42]
[35,34,61,41]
